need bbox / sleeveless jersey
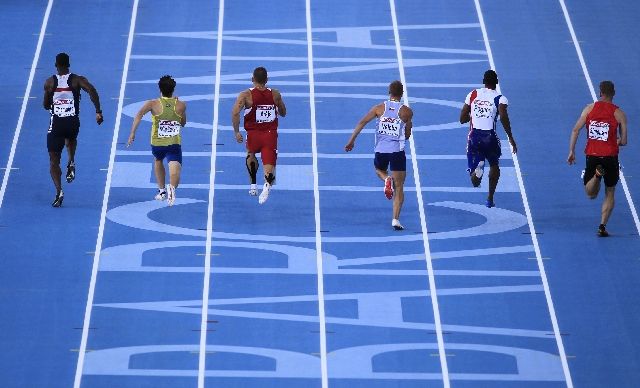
[151,97,183,146]
[375,100,406,153]
[244,88,278,131]
[465,88,508,131]
[50,73,80,118]
[585,101,619,156]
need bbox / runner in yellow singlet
[127,75,187,206]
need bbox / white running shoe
[392,219,404,231]
[249,184,258,196]
[258,182,271,204]
[155,188,167,201]
[474,160,485,179]
[167,184,176,206]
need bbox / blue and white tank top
[374,100,406,153]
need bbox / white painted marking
[558,0,640,237]
[305,1,329,386]
[0,0,53,209]
[73,1,139,387]
[388,0,450,386]
[198,0,225,386]
[475,1,573,387]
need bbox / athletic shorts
[47,115,80,153]
[152,144,182,164]
[246,129,278,166]
[467,128,501,171]
[584,155,619,187]
[374,151,406,172]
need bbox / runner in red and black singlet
[568,80,628,237]
[43,53,103,207]
[232,67,287,204]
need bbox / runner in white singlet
[43,53,103,207]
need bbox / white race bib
[256,105,276,123]
[472,100,494,119]
[377,116,402,137]
[158,120,181,138]
[53,99,76,117]
[588,121,610,141]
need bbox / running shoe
[471,161,483,187]
[392,219,404,231]
[249,184,258,196]
[259,182,271,204]
[384,176,394,200]
[167,184,176,206]
[52,191,64,207]
[486,199,495,208]
[155,188,167,201]
[66,161,75,183]
[598,224,609,237]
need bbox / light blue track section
[0,1,638,387]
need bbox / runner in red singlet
[568,80,628,237]
[232,67,286,204]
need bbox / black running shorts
[584,155,619,187]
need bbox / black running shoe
[598,224,609,237]
[52,191,64,207]
[66,162,75,183]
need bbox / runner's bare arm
[273,89,286,117]
[402,106,413,140]
[232,91,248,143]
[77,76,103,124]
[177,100,187,127]
[567,104,593,164]
[345,104,381,152]
[498,104,517,154]
[615,108,628,146]
[127,100,154,147]
[459,103,471,124]
[43,77,54,110]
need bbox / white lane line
[558,0,640,236]
[198,0,225,386]
[0,0,54,209]
[73,1,140,387]
[388,1,450,387]
[305,1,329,387]
[474,1,574,387]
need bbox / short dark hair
[483,69,498,86]
[56,53,70,68]
[158,75,176,97]
[388,80,403,98]
[600,80,615,97]
[253,67,268,85]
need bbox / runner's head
[252,67,268,86]
[388,80,403,99]
[55,53,70,70]
[483,69,498,88]
[599,80,615,98]
[158,75,176,97]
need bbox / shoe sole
[66,168,75,183]
[393,225,404,231]
[259,189,270,204]
[52,196,64,207]
[384,177,393,200]
[167,186,176,206]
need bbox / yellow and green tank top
[151,97,183,146]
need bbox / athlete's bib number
[377,117,402,137]
[53,99,76,117]
[472,100,494,119]
[588,121,610,141]
[256,105,276,123]
[158,120,181,138]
